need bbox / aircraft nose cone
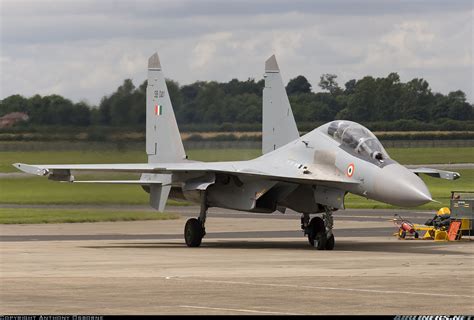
[373,163,432,207]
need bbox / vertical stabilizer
[262,55,299,154]
[145,52,184,212]
[146,52,186,163]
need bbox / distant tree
[0,94,29,116]
[286,76,312,95]
[181,82,203,103]
[222,78,263,96]
[166,79,183,114]
[343,76,376,121]
[1,71,472,129]
[71,101,91,126]
[399,78,432,122]
[319,74,342,95]
[447,90,472,120]
[344,79,356,95]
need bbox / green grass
[387,147,473,165]
[0,208,179,224]
[0,175,191,205]
[345,169,474,210]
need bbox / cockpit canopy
[327,120,388,161]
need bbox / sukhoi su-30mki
[14,53,460,250]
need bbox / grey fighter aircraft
[14,53,460,250]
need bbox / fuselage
[170,120,433,213]
[264,120,432,207]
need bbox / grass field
[1,175,153,204]
[0,208,179,224]
[387,147,473,166]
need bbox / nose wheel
[303,207,336,250]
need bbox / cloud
[1,0,472,104]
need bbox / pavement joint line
[178,305,306,315]
[169,278,474,299]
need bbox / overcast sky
[1,0,472,105]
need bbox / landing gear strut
[303,207,335,250]
[184,191,207,247]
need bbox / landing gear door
[314,186,346,209]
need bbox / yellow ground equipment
[414,221,461,241]
[437,207,450,216]
[392,191,473,241]
[450,191,474,239]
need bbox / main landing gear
[301,207,335,250]
[184,191,207,247]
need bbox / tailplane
[262,55,299,154]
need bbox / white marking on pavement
[171,278,474,299]
[179,305,304,315]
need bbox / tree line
[1,73,473,131]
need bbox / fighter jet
[14,53,460,250]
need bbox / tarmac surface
[1,206,473,315]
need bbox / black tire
[184,218,204,247]
[400,230,406,239]
[414,232,419,239]
[314,231,327,250]
[307,217,325,249]
[325,234,335,250]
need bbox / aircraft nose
[373,163,432,207]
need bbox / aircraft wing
[13,161,358,187]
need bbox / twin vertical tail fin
[146,52,186,164]
[144,53,298,210]
[262,55,299,154]
[145,52,186,212]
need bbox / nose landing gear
[302,207,335,250]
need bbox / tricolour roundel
[346,163,355,177]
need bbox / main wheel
[307,217,326,250]
[184,218,204,247]
[325,234,335,250]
